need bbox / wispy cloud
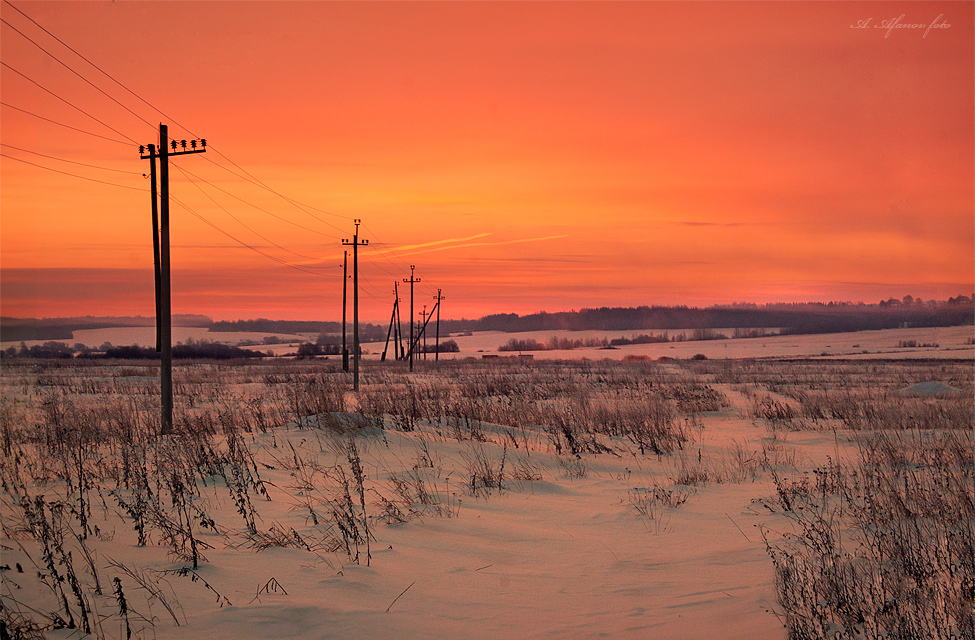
[289,232,566,266]
[395,234,568,258]
[290,233,493,266]
[382,233,493,254]
[670,221,754,228]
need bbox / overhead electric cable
[172,162,323,261]
[198,155,349,233]
[0,61,140,144]
[0,101,132,145]
[361,223,415,273]
[0,152,142,190]
[169,195,337,277]
[0,17,157,131]
[361,253,409,282]
[4,0,394,281]
[5,1,355,241]
[173,163,341,239]
[0,142,139,174]
[3,0,182,125]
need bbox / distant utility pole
[434,289,444,362]
[381,284,400,362]
[403,265,420,372]
[394,280,405,360]
[408,299,437,361]
[341,250,349,372]
[420,305,429,360]
[140,124,206,436]
[342,220,368,390]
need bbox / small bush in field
[763,429,974,639]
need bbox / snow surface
[5,419,792,640]
[368,325,975,361]
[4,325,973,362]
[2,348,971,639]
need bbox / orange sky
[2,1,972,322]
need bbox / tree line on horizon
[2,296,972,343]
[1,340,268,361]
[449,297,974,335]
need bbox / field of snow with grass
[391,324,975,361]
[1,356,972,639]
[7,323,970,363]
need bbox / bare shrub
[461,443,507,495]
[763,428,974,639]
[628,484,691,533]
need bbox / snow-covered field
[372,324,975,361]
[1,358,971,639]
[4,324,972,362]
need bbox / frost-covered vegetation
[1,357,971,639]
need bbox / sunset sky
[2,1,972,322]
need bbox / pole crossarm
[140,139,207,159]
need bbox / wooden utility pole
[341,250,349,372]
[140,124,206,436]
[381,285,400,362]
[434,289,444,362]
[147,143,161,352]
[342,220,368,390]
[419,306,429,360]
[407,300,437,359]
[403,265,420,372]
[394,280,405,360]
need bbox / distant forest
[444,298,974,335]
[0,314,211,342]
[209,318,340,335]
[200,298,975,337]
[3,297,972,343]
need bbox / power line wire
[173,162,342,239]
[0,151,143,190]
[1,16,157,131]
[172,162,324,261]
[199,155,349,234]
[3,1,398,316]
[0,101,131,145]
[0,60,140,144]
[3,0,180,128]
[0,142,139,174]
[3,0,422,307]
[169,194,337,277]
[5,1,356,241]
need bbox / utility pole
[341,250,349,372]
[408,301,436,359]
[147,143,161,353]
[420,305,429,360]
[434,289,444,362]
[342,220,368,390]
[381,284,400,362]
[140,124,206,436]
[394,280,405,360]
[403,265,420,372]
